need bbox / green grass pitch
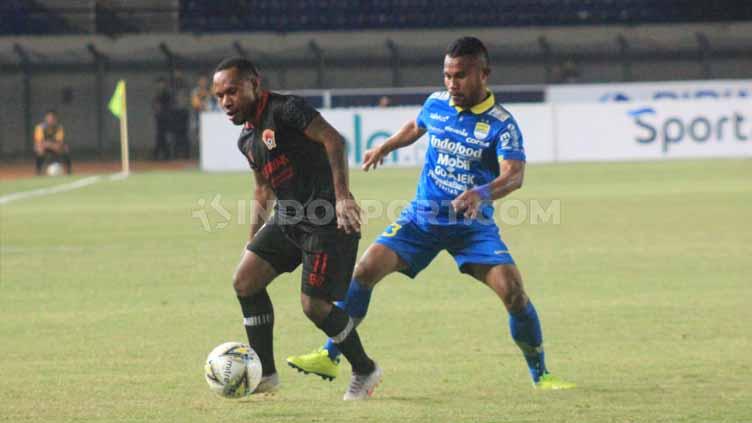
[1,159,750,422]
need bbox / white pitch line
[0,175,103,205]
[109,171,130,181]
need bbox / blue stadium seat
[4,0,750,35]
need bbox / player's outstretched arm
[303,115,362,234]
[362,119,426,171]
[452,159,525,218]
[249,169,275,241]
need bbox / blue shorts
[375,212,515,278]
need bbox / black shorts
[247,222,360,301]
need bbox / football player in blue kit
[288,37,575,390]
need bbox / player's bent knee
[504,289,529,313]
[232,251,277,297]
[353,244,403,288]
[486,264,529,312]
[232,272,253,297]
[352,260,380,288]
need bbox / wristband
[475,183,492,201]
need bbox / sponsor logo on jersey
[444,126,469,137]
[262,154,294,188]
[500,123,522,150]
[262,129,276,150]
[430,135,482,159]
[426,124,445,134]
[430,112,450,122]
[473,122,490,140]
[465,137,490,147]
[437,152,471,170]
[489,106,511,122]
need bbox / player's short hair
[446,37,489,68]
[214,57,260,81]
[45,109,57,116]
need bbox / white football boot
[343,363,382,400]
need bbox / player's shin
[324,279,373,359]
[238,290,276,376]
[317,306,375,375]
[509,300,547,382]
[35,156,45,174]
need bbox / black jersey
[237,91,338,228]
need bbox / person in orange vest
[34,110,72,175]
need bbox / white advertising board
[200,93,751,171]
[547,79,752,103]
[555,99,752,161]
[199,113,247,172]
[200,104,554,171]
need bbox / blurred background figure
[377,95,392,108]
[559,59,581,84]
[171,71,191,159]
[152,77,173,160]
[34,110,71,175]
[190,75,217,152]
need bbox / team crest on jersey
[473,122,490,140]
[262,129,276,150]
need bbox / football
[204,342,263,398]
[46,162,63,176]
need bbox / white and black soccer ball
[46,162,63,176]
[204,342,263,398]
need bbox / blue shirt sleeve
[496,117,526,162]
[416,97,431,129]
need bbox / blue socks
[322,279,546,384]
[509,301,547,382]
[324,279,373,360]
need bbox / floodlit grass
[1,159,750,422]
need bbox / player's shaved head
[215,57,260,82]
[446,37,489,70]
[213,57,263,125]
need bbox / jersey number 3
[381,222,402,238]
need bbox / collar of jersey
[449,90,495,114]
[244,90,270,129]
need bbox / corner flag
[108,80,125,118]
[108,80,130,175]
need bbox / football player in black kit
[212,57,381,400]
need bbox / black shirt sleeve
[237,130,258,170]
[277,95,320,132]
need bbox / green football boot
[286,349,340,381]
[534,373,576,390]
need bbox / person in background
[34,110,72,175]
[559,59,581,84]
[152,77,173,160]
[190,75,217,150]
[172,71,191,159]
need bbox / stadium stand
[181,0,752,32]
[1,1,751,35]
[1,1,750,159]
[0,0,74,35]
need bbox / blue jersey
[407,91,526,226]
